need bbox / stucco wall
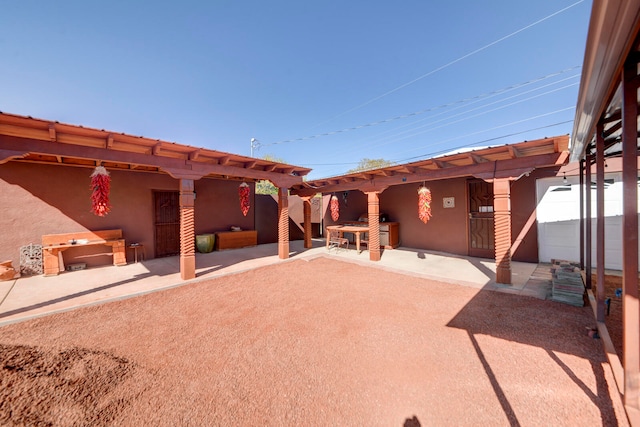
[0,162,256,269]
[382,178,469,255]
[317,171,560,262]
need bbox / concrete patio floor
[0,239,551,326]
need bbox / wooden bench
[42,229,127,276]
[215,230,257,251]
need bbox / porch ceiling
[0,112,311,186]
[291,135,569,195]
[570,0,640,162]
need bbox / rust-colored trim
[622,56,640,416]
[585,154,593,290]
[595,122,606,322]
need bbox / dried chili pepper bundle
[239,182,250,216]
[90,166,111,217]
[418,186,432,224]
[330,194,340,221]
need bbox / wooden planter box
[215,230,257,250]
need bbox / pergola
[0,112,311,279]
[291,135,569,284]
[570,1,640,423]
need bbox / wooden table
[326,225,370,252]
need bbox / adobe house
[0,112,310,280]
[569,0,640,421]
[291,135,569,285]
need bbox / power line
[371,83,578,148]
[304,119,573,172]
[336,74,579,156]
[389,108,575,160]
[394,120,574,164]
[264,66,580,147]
[312,0,586,127]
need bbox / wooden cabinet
[380,222,399,249]
[215,230,257,250]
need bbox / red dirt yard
[0,257,628,426]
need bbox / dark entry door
[468,180,494,258]
[154,191,180,258]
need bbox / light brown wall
[0,162,255,269]
[381,177,469,255]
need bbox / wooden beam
[622,55,640,416]
[265,164,278,172]
[0,134,304,188]
[469,153,488,164]
[152,143,162,155]
[106,134,114,149]
[292,151,565,194]
[218,156,230,165]
[507,146,521,158]
[380,169,395,177]
[188,149,200,161]
[48,124,56,142]
[244,160,258,169]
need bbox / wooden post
[366,191,381,261]
[585,154,592,290]
[595,122,606,322]
[622,55,640,416]
[493,178,512,284]
[579,159,585,271]
[301,196,313,249]
[179,178,196,280]
[278,187,289,259]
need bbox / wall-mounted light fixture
[563,172,568,185]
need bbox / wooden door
[154,191,180,258]
[468,180,495,258]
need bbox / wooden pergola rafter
[0,112,311,280]
[292,135,569,278]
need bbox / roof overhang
[570,0,640,162]
[0,112,311,187]
[291,135,569,195]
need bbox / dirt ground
[0,257,629,426]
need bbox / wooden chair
[328,229,349,251]
[359,232,369,252]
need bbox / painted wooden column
[179,178,196,280]
[366,191,381,261]
[278,187,289,259]
[493,178,511,284]
[622,55,640,415]
[579,159,585,271]
[595,122,606,322]
[585,154,592,290]
[301,196,313,249]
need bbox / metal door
[154,191,180,258]
[468,180,495,258]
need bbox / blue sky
[1,1,591,180]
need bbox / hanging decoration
[239,182,250,216]
[418,185,432,224]
[90,166,111,217]
[330,194,340,221]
